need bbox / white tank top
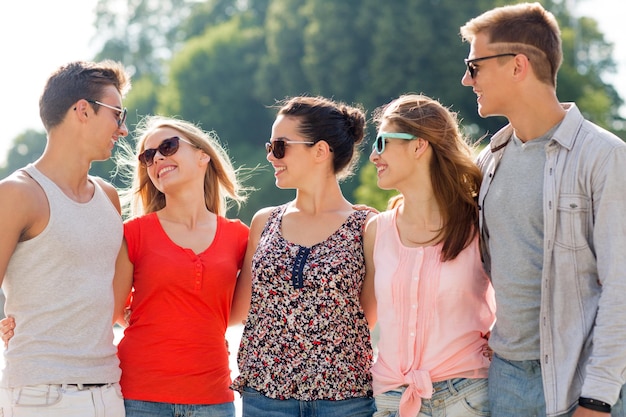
[1,164,123,387]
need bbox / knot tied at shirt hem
[399,370,433,417]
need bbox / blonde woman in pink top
[364,94,496,417]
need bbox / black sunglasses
[86,99,127,128]
[265,138,315,159]
[138,136,196,167]
[372,132,417,155]
[464,53,517,78]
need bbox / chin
[477,102,500,119]
[377,179,395,191]
[95,153,112,162]
[274,179,291,190]
[477,107,492,118]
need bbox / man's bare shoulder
[0,169,45,203]
[0,169,49,240]
[91,176,121,214]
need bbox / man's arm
[0,172,48,287]
[112,239,133,326]
[582,144,626,406]
[0,172,48,349]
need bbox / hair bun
[341,106,365,145]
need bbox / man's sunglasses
[265,138,314,159]
[138,136,196,167]
[464,53,517,79]
[86,99,127,128]
[372,132,417,155]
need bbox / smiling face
[267,115,316,189]
[89,85,129,161]
[461,33,516,119]
[369,120,419,191]
[141,127,204,193]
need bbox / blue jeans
[124,399,235,417]
[489,353,626,417]
[373,377,489,417]
[240,387,375,417]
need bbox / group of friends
[1,3,626,417]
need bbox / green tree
[158,17,270,148]
[0,130,47,178]
[94,0,195,79]
[156,17,280,222]
[185,0,271,38]
[5,0,624,216]
[556,12,623,129]
[299,0,373,102]
[254,0,311,100]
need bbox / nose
[369,147,378,163]
[117,122,129,137]
[154,148,167,163]
[461,70,473,86]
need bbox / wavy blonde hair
[374,94,482,261]
[116,115,248,218]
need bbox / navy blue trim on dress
[291,246,311,289]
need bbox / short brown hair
[39,60,131,130]
[460,2,562,86]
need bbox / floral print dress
[231,204,373,401]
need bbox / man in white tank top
[0,60,131,417]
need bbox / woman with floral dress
[229,95,377,417]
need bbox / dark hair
[39,60,131,130]
[276,96,366,179]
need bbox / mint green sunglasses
[373,132,417,154]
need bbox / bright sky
[0,0,624,166]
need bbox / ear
[73,99,91,123]
[412,138,429,159]
[512,54,531,80]
[199,152,211,165]
[314,140,333,161]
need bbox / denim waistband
[430,378,485,400]
[390,377,486,400]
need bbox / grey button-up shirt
[476,103,626,416]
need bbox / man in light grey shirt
[0,60,131,416]
[461,3,626,417]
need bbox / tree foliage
[93,0,194,79]
[0,130,47,178]
[2,0,624,224]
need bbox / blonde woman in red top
[113,116,249,417]
[0,115,249,416]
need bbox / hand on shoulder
[352,204,379,215]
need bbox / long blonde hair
[116,115,248,218]
[374,94,482,261]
